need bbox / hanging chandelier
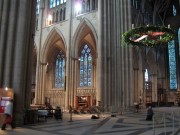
[122,25,174,47]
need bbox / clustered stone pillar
[0,0,36,126]
[134,68,139,103]
[35,0,45,105]
[151,74,158,104]
[98,0,134,111]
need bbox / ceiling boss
[122,25,175,47]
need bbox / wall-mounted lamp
[47,14,52,26]
[75,2,82,15]
[5,87,8,91]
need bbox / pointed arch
[72,18,97,57]
[72,18,97,89]
[41,27,66,63]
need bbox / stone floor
[1,107,180,135]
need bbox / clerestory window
[49,0,66,9]
[75,0,98,15]
[36,0,40,15]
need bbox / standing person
[1,99,15,130]
[146,106,154,121]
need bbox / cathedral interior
[0,0,180,126]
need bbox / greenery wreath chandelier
[122,25,174,47]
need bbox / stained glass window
[80,44,92,87]
[55,50,65,88]
[168,5,177,90]
[50,0,55,8]
[61,0,66,4]
[36,0,40,15]
[168,40,177,90]
[173,5,176,16]
[49,0,66,8]
[57,0,60,6]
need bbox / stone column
[41,64,47,104]
[134,68,139,103]
[35,0,45,104]
[96,0,102,106]
[13,0,36,125]
[0,0,4,33]
[0,0,36,125]
[98,0,133,111]
[0,0,10,86]
[90,0,92,10]
[66,0,74,109]
[151,74,158,105]
[142,69,146,104]
[3,0,17,87]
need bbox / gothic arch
[41,27,67,63]
[72,18,97,57]
[71,18,97,105]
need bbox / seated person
[146,106,154,121]
[54,106,62,120]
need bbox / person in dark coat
[54,106,62,120]
[146,106,154,121]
